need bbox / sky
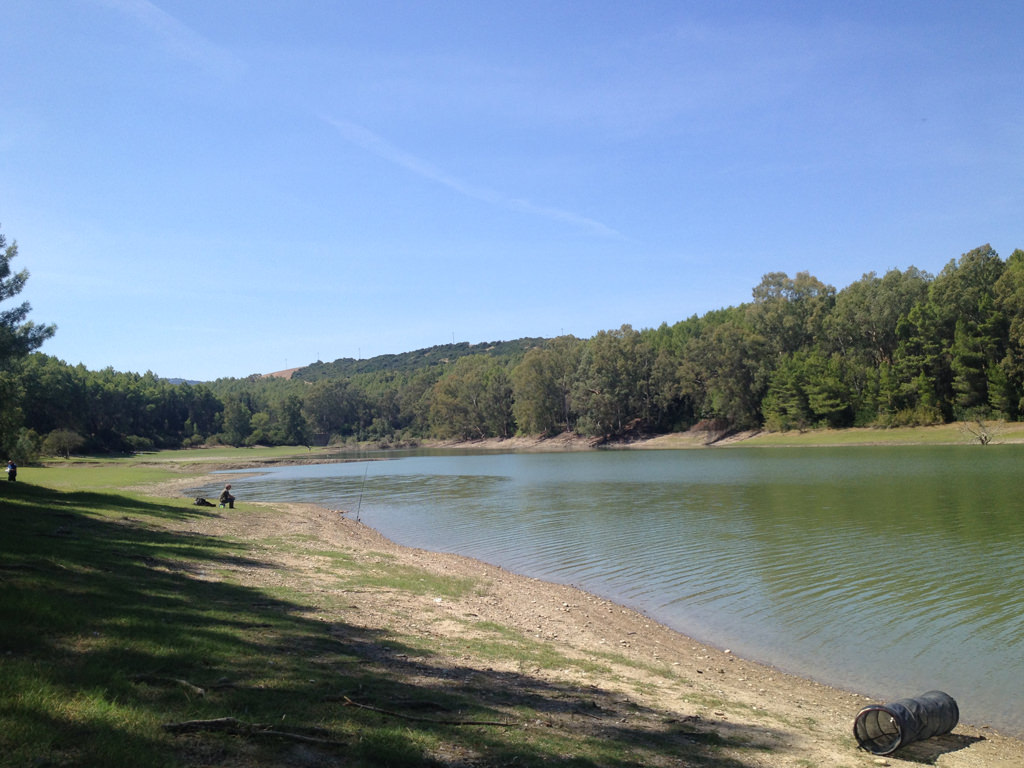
[2,1,1023,381]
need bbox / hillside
[291,337,549,380]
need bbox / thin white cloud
[323,116,620,238]
[95,0,243,78]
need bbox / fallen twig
[340,696,518,727]
[162,717,346,746]
[129,673,205,698]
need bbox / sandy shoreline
[144,465,1024,767]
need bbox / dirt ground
[147,471,1024,768]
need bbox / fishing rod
[355,462,369,523]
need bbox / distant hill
[261,367,302,380]
[292,338,549,381]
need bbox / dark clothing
[6,462,15,482]
[219,489,235,508]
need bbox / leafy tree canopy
[0,227,55,368]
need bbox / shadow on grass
[1,482,776,768]
[20,483,222,520]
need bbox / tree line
[3,238,1024,460]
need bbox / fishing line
[355,462,369,523]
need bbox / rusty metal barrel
[853,690,959,755]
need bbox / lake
[196,445,1024,736]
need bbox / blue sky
[2,1,1022,381]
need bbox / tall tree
[990,249,1024,415]
[0,228,56,454]
[511,336,581,436]
[276,393,310,445]
[220,396,252,446]
[748,271,835,361]
[0,228,56,368]
[572,325,657,438]
[825,267,931,366]
[678,307,767,430]
[430,355,514,439]
[302,379,362,440]
[895,245,1005,420]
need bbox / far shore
[135,422,1024,473]
[429,421,1024,452]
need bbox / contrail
[323,116,620,238]
[96,0,243,78]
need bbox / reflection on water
[195,445,1024,736]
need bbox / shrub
[42,428,85,459]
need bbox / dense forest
[3,240,1024,460]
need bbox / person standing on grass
[6,459,16,482]
[219,483,235,508]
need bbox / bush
[125,435,154,453]
[10,428,41,465]
[42,429,85,459]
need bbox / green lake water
[203,445,1024,736]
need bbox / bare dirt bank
[141,467,1024,768]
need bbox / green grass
[420,617,614,677]
[138,445,334,463]
[21,462,184,491]
[1,463,761,768]
[334,555,483,597]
